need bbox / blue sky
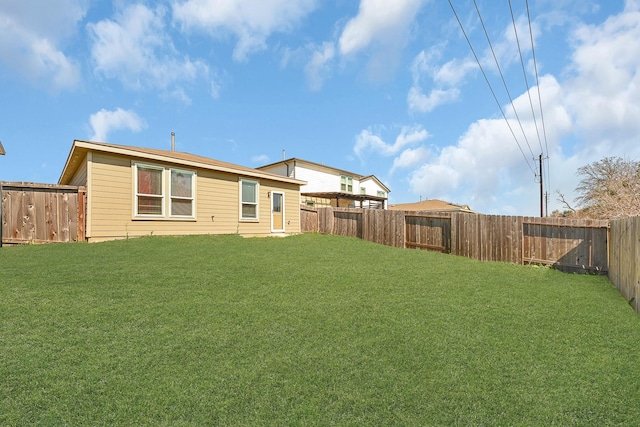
[1,0,639,215]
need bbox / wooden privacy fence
[609,217,640,312]
[1,182,86,245]
[301,207,610,274]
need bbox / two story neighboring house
[257,158,390,209]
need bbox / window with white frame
[170,169,195,217]
[134,163,195,219]
[341,175,353,192]
[136,165,164,216]
[240,179,259,220]
[377,190,386,198]
[360,187,366,194]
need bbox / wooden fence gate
[1,182,86,245]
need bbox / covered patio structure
[301,191,387,209]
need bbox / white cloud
[564,3,640,151]
[627,0,640,13]
[89,108,146,142]
[390,147,430,175]
[489,14,537,72]
[338,0,426,81]
[354,125,429,158]
[88,4,209,99]
[251,154,270,164]
[407,87,461,114]
[172,0,317,61]
[210,80,222,99]
[0,0,86,90]
[405,74,575,213]
[406,8,541,115]
[338,0,424,55]
[405,1,640,216]
[408,119,529,205]
[407,49,473,114]
[278,42,335,90]
[305,42,335,91]
[433,57,478,87]
[163,88,192,105]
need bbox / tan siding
[68,157,88,187]
[86,152,301,241]
[198,170,241,235]
[282,182,301,232]
[259,163,290,177]
[88,153,133,239]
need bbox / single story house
[257,158,390,209]
[58,140,306,242]
[388,199,475,213]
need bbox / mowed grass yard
[1,233,639,425]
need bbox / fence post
[78,187,86,242]
[0,182,3,248]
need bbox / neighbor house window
[341,175,353,192]
[134,163,196,219]
[360,187,366,194]
[240,179,259,220]
[377,191,386,198]
[136,165,164,216]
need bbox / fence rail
[301,207,611,275]
[1,182,86,245]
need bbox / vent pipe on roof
[282,149,285,160]
[171,132,175,152]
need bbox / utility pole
[545,191,549,217]
[539,154,543,217]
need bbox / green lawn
[1,233,639,425]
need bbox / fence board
[317,206,333,234]
[300,207,319,233]
[405,214,451,252]
[1,182,85,244]
[521,218,609,273]
[332,209,362,239]
[609,217,640,309]
[376,210,385,246]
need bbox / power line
[472,0,536,161]
[525,0,551,194]
[447,0,536,177]
[508,0,544,157]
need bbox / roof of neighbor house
[257,158,390,193]
[388,199,475,213]
[59,140,307,186]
